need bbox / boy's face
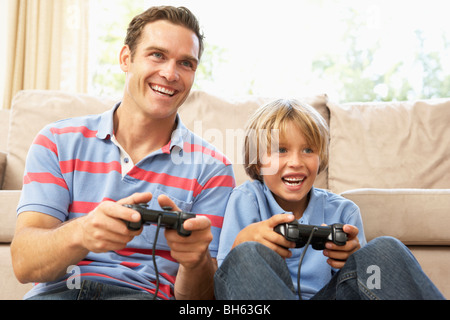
[261,120,320,218]
[120,20,199,120]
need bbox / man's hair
[243,99,329,182]
[125,6,204,60]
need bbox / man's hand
[159,194,213,269]
[79,192,152,253]
[323,224,360,269]
[158,194,217,299]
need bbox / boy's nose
[287,153,304,167]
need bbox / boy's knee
[357,236,416,267]
[369,236,408,254]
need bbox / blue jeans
[27,280,154,300]
[214,236,445,300]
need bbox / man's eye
[181,60,197,71]
[151,52,163,59]
[181,61,192,68]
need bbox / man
[11,6,235,300]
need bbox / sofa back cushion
[327,98,450,194]
[0,109,9,152]
[4,90,330,191]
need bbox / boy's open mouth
[282,177,305,186]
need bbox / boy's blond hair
[243,99,329,182]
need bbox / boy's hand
[323,224,360,269]
[232,214,297,258]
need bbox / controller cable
[297,226,318,300]
[151,213,163,300]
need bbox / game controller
[123,203,196,236]
[274,220,347,250]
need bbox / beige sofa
[1,89,449,299]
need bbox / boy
[215,99,444,300]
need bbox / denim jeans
[214,236,445,300]
[27,280,154,300]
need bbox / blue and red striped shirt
[18,103,235,299]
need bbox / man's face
[120,20,200,120]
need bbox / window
[3,0,450,107]
[88,0,450,102]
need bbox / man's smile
[150,84,177,97]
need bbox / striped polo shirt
[18,103,235,300]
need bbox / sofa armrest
[0,151,6,189]
[0,190,21,243]
[341,188,450,245]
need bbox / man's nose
[160,60,179,82]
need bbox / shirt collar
[262,183,288,215]
[96,102,188,153]
[262,183,324,223]
[96,102,119,140]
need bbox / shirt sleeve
[17,125,71,221]
[216,187,261,266]
[343,204,367,247]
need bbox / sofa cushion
[327,98,450,194]
[0,191,22,243]
[0,151,6,189]
[341,188,450,245]
[179,91,330,188]
[0,244,33,299]
[0,109,9,152]
[408,246,450,299]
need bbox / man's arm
[11,211,89,284]
[11,193,150,284]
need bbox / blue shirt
[18,104,235,299]
[217,180,366,299]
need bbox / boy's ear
[119,45,132,72]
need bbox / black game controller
[274,220,347,250]
[123,203,196,237]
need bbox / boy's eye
[278,147,287,153]
[304,148,313,154]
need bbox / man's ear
[119,45,132,72]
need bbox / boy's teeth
[283,177,304,185]
[284,177,304,182]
